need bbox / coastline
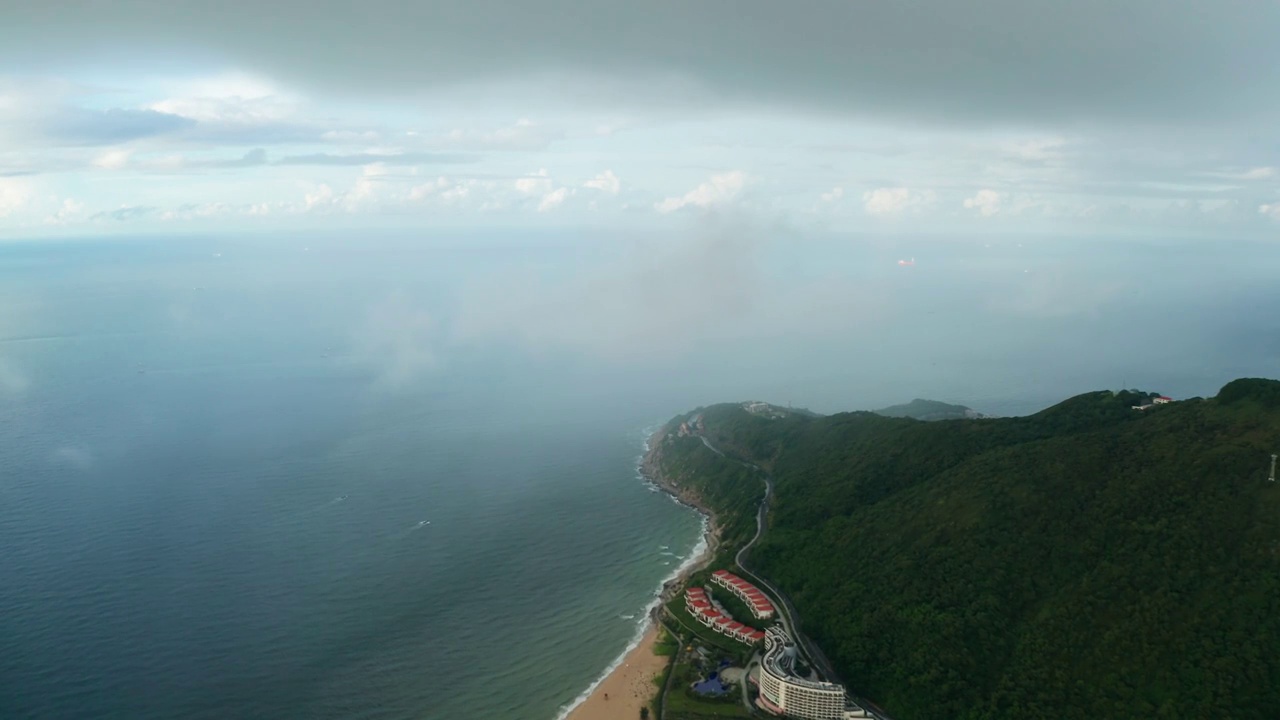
[562,624,667,720]
[641,424,722,604]
[555,422,718,720]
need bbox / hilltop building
[677,414,706,437]
[755,627,871,720]
[1133,394,1175,410]
[742,401,790,419]
[711,569,775,619]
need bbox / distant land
[742,397,988,422]
[872,398,989,421]
[646,379,1280,719]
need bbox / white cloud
[299,164,392,214]
[515,168,552,195]
[321,129,381,143]
[44,198,84,225]
[862,187,932,215]
[304,184,337,211]
[348,162,390,206]
[444,118,561,151]
[583,169,621,194]
[1004,136,1068,163]
[147,72,297,124]
[655,171,747,213]
[453,218,766,359]
[411,177,501,207]
[819,186,844,203]
[409,176,449,201]
[93,149,132,170]
[1209,166,1276,181]
[964,189,1003,217]
[0,177,32,217]
[1260,203,1280,220]
[439,180,475,205]
[353,293,440,390]
[537,187,570,212]
[160,202,235,221]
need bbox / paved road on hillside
[700,434,893,720]
[698,436,832,676]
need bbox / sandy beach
[565,623,668,720]
[564,425,718,720]
[564,523,715,720]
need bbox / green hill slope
[657,380,1280,720]
[874,398,988,421]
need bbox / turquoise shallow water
[0,238,704,720]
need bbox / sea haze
[0,236,707,720]
[0,232,1277,719]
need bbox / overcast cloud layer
[1,1,1278,236]
[4,0,1280,126]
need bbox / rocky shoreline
[641,423,722,610]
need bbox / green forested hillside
[659,380,1280,720]
[874,398,985,421]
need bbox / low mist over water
[1,231,1276,718]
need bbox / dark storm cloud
[3,1,1278,126]
[275,152,477,167]
[44,107,195,145]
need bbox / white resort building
[755,627,871,720]
[711,569,776,619]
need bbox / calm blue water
[1,232,1276,719]
[0,236,705,720]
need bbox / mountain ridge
[651,380,1280,719]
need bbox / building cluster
[754,627,871,720]
[711,569,775,619]
[1132,395,1174,411]
[742,401,790,419]
[677,414,705,437]
[684,586,766,645]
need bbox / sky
[1,0,1279,238]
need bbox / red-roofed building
[683,577,769,645]
[709,569,776,619]
[695,608,723,629]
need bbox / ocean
[1,231,1276,719]
[0,236,709,720]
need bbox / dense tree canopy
[657,383,1280,719]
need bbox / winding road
[699,434,893,720]
[698,436,837,679]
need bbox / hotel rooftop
[711,569,776,619]
[683,586,765,645]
